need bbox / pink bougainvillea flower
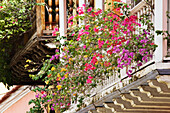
[52,31,56,36]
[83,45,86,49]
[86,79,92,84]
[50,55,55,61]
[78,29,84,36]
[51,107,54,110]
[94,28,99,33]
[127,72,131,77]
[72,32,75,36]
[88,76,93,79]
[77,7,84,15]
[55,49,59,52]
[116,8,120,11]
[95,9,102,15]
[106,40,109,44]
[67,103,71,106]
[35,94,39,98]
[87,7,92,12]
[68,16,74,23]
[85,25,90,30]
[54,27,59,31]
[84,31,89,35]
[150,43,154,45]
[98,40,104,48]
[47,99,52,102]
[90,56,97,65]
[77,37,81,41]
[82,3,86,7]
[137,62,142,66]
[0,6,3,8]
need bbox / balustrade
[48,0,53,30]
[89,0,94,8]
[42,0,60,34]
[131,0,142,8]
[55,0,59,29]
[40,0,97,35]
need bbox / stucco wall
[4,91,37,113]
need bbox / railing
[36,0,107,36]
[37,0,125,36]
[131,0,142,8]
[130,0,154,27]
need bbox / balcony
[5,0,170,112]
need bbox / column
[95,0,104,10]
[59,0,67,36]
[154,0,163,62]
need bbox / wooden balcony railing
[36,0,109,36]
[131,0,142,8]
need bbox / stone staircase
[10,33,57,85]
[88,75,170,113]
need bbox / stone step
[121,93,170,108]
[87,75,170,113]
[96,106,113,113]
[130,89,170,103]
[88,109,98,113]
[112,97,170,111]
[103,102,122,112]
[138,85,170,98]
[112,97,132,110]
[148,79,170,94]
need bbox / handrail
[64,60,157,113]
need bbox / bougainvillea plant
[28,1,157,113]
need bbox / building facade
[0,0,170,113]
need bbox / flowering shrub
[28,1,157,112]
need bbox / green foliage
[0,0,35,85]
